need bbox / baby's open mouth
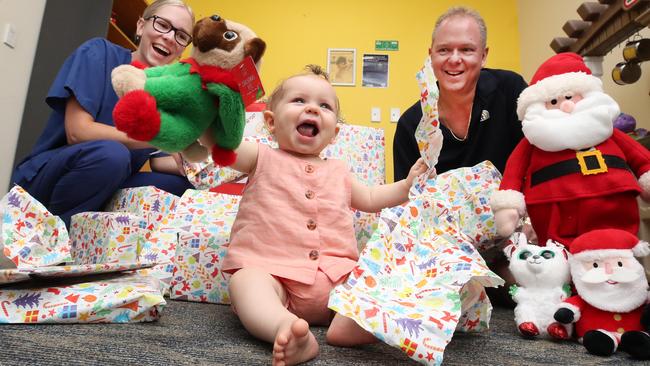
[153,44,170,57]
[297,122,319,137]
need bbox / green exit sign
[375,40,398,51]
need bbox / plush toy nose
[559,100,576,114]
[604,261,614,275]
[210,15,221,22]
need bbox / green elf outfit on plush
[111,15,266,166]
[113,59,244,166]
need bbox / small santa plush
[491,52,650,248]
[553,229,650,359]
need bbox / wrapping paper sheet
[329,163,504,365]
[165,190,241,303]
[329,57,504,365]
[0,262,152,285]
[0,186,71,268]
[0,273,165,324]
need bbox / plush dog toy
[111,15,266,165]
[504,232,572,339]
[490,52,650,248]
[553,229,650,359]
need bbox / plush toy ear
[546,239,570,260]
[245,38,267,65]
[516,232,528,247]
[503,243,516,260]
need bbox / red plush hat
[570,229,650,262]
[516,52,603,120]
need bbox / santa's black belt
[530,150,630,187]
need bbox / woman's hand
[150,154,186,176]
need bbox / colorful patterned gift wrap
[104,186,179,228]
[0,186,71,268]
[184,117,385,188]
[166,190,241,303]
[0,262,153,285]
[103,187,182,286]
[329,162,505,366]
[0,272,165,324]
[69,212,147,265]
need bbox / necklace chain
[448,126,468,141]
[440,104,472,142]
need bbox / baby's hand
[405,158,428,186]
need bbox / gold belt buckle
[576,150,608,175]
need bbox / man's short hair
[432,6,487,49]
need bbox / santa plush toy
[553,229,650,359]
[490,52,650,248]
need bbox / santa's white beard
[572,263,648,312]
[521,91,619,152]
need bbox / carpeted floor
[0,297,642,365]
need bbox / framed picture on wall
[327,48,356,86]
[362,54,389,88]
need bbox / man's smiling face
[429,15,487,94]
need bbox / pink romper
[223,145,359,322]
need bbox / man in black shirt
[393,8,527,181]
[393,6,529,307]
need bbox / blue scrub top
[13,38,158,184]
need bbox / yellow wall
[185,0,521,182]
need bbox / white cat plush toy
[504,232,572,339]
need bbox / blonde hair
[266,65,341,117]
[143,0,195,25]
[432,6,487,49]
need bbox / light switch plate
[371,107,381,122]
[3,23,16,49]
[390,108,400,122]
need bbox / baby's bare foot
[272,318,318,366]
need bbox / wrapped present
[0,272,165,324]
[0,262,154,285]
[104,186,179,229]
[69,212,147,264]
[0,186,71,268]
[103,187,181,286]
[329,162,505,366]
[322,123,386,186]
[163,189,240,303]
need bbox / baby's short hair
[266,65,340,116]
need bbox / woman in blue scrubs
[12,0,195,228]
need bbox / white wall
[0,0,46,192]
[518,0,650,129]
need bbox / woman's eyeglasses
[144,15,192,47]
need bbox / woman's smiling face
[134,4,193,67]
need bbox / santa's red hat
[517,52,603,120]
[570,229,650,262]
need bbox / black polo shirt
[393,68,527,181]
